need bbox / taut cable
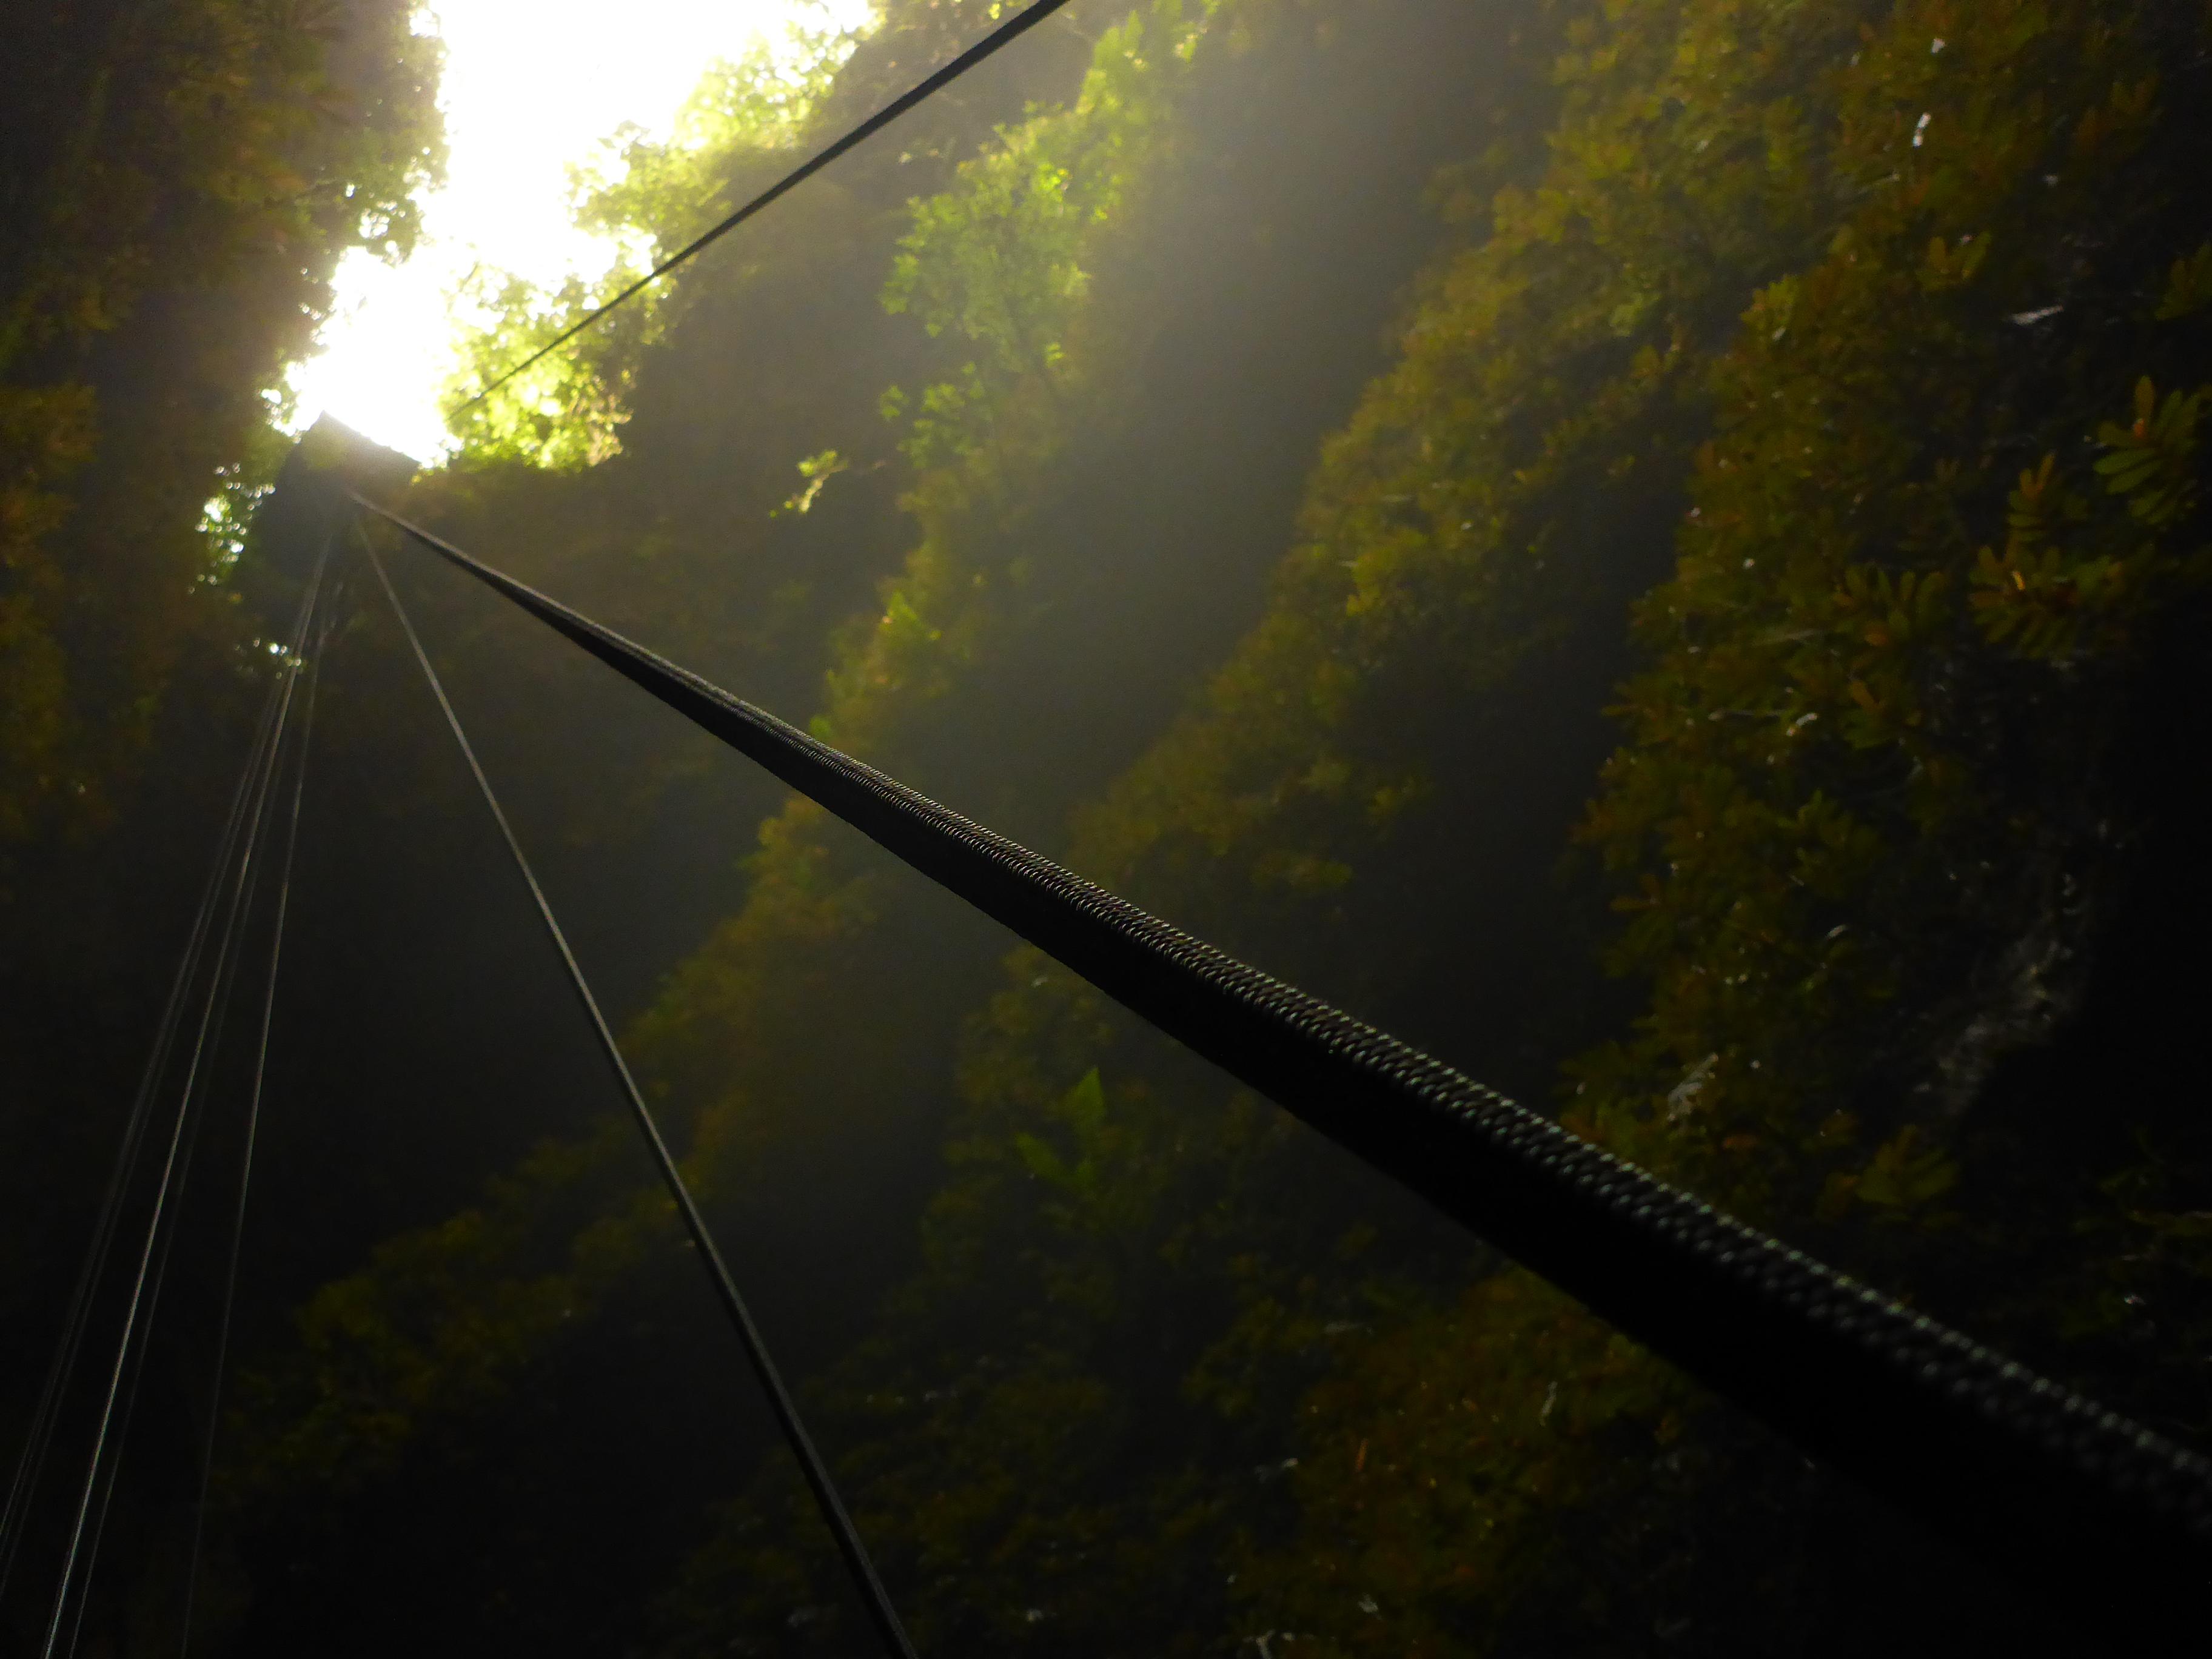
[360,525,919,1659]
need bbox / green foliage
[1968,377,2210,660]
[198,418,298,574]
[0,0,443,843]
[872,0,1215,483]
[229,1123,662,1504]
[577,20,860,249]
[2095,378,2203,528]
[1574,0,2212,1261]
[441,22,857,469]
[1011,1067,1109,1191]
[2157,242,2212,321]
[442,262,657,469]
[775,446,853,515]
[1070,0,1865,924]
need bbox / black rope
[358,527,919,1659]
[172,581,333,1659]
[457,0,1076,412]
[0,637,295,1611]
[358,493,2211,1631]
[64,595,336,1659]
[39,550,329,1659]
[62,1014,230,1659]
[47,562,326,1657]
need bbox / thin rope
[0,652,293,1610]
[62,603,332,1659]
[172,582,331,1659]
[48,569,323,1658]
[358,526,919,1659]
[355,492,2212,1629]
[61,1041,227,1659]
[457,0,1075,412]
[39,552,327,1659]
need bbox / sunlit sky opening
[285,0,873,463]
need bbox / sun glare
[284,0,872,462]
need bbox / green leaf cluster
[0,0,443,844]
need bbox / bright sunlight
[284,0,871,461]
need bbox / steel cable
[0,640,295,1612]
[62,604,330,1658]
[61,1032,233,1659]
[171,577,334,1659]
[38,551,329,1659]
[457,0,1076,411]
[358,492,2212,1632]
[359,527,919,1659]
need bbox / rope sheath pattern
[360,494,2211,1629]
